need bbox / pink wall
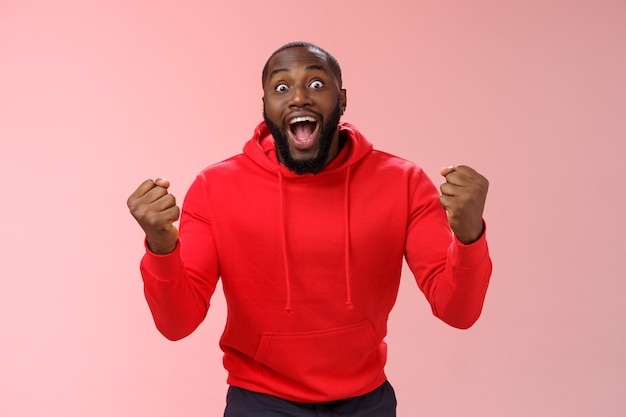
[1,0,625,416]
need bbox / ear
[340,88,347,115]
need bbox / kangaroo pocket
[253,320,383,394]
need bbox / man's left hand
[439,165,489,245]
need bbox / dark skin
[127,46,488,253]
[439,165,488,244]
[262,46,347,165]
[127,178,179,254]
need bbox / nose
[288,84,312,107]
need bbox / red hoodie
[140,121,492,402]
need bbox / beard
[263,99,342,175]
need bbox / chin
[288,145,321,161]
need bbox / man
[127,41,492,416]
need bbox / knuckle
[145,213,162,228]
[128,201,142,216]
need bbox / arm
[128,177,220,340]
[405,167,492,329]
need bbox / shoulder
[195,153,251,179]
[362,149,425,177]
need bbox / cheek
[264,98,284,121]
[317,91,341,113]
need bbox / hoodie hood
[243,120,374,177]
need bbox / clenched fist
[439,165,489,245]
[127,178,180,254]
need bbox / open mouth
[288,116,319,146]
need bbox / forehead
[266,47,334,79]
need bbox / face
[262,47,347,174]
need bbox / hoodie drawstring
[343,166,354,309]
[278,171,293,314]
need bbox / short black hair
[261,41,342,88]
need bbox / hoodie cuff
[449,221,489,267]
[141,239,183,282]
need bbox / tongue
[292,122,315,142]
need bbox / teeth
[289,116,316,124]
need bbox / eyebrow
[269,64,328,78]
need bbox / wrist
[455,221,485,245]
[146,235,178,255]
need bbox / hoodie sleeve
[404,169,492,329]
[140,175,220,340]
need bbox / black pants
[224,380,397,417]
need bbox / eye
[275,83,289,92]
[309,80,324,89]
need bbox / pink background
[1,0,625,416]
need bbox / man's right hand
[127,178,180,254]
